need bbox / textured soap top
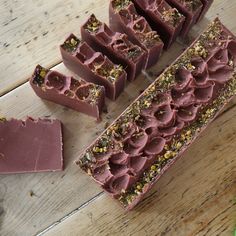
[60,33,127,100]
[31,65,104,106]
[30,65,106,119]
[77,18,236,210]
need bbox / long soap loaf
[166,0,203,37]
[60,34,127,100]
[109,0,164,68]
[30,65,105,120]
[81,14,147,81]
[77,18,236,210]
[132,0,185,49]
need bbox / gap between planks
[0,60,62,98]
[37,192,104,236]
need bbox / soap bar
[109,0,164,68]
[197,0,214,22]
[166,0,203,37]
[81,14,147,81]
[133,0,185,49]
[0,117,63,174]
[77,18,236,210]
[60,34,127,100]
[30,65,105,120]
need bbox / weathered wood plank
[43,104,236,236]
[0,0,108,96]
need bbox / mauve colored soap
[77,18,236,210]
[166,0,203,37]
[60,34,127,100]
[0,117,63,174]
[133,0,185,49]
[30,65,106,120]
[197,0,214,22]
[81,14,147,81]
[109,0,164,68]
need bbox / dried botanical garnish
[92,64,124,83]
[142,32,162,48]
[85,14,102,32]
[161,8,183,27]
[87,85,103,105]
[0,117,6,122]
[180,0,202,11]
[62,36,80,52]
[32,65,48,86]
[126,48,142,60]
[113,0,131,11]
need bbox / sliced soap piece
[60,34,127,100]
[30,65,105,120]
[77,18,236,210]
[132,0,185,49]
[166,0,203,37]
[0,117,63,174]
[81,14,147,81]
[197,0,214,22]
[109,0,164,68]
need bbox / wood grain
[0,0,235,235]
[43,104,236,236]
[0,0,108,96]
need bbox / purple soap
[166,0,203,37]
[133,0,185,49]
[197,0,214,22]
[81,14,147,81]
[60,34,127,100]
[109,0,164,68]
[77,18,236,210]
[0,117,63,174]
[30,65,105,120]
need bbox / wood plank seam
[37,192,104,236]
[0,60,63,98]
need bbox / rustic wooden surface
[0,0,235,236]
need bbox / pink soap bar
[133,0,185,49]
[197,0,214,22]
[81,14,147,81]
[166,0,203,37]
[30,65,106,120]
[60,34,127,100]
[109,0,164,68]
[0,117,63,174]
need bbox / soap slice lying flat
[30,65,106,120]
[77,18,236,210]
[0,117,63,174]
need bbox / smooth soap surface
[0,118,63,174]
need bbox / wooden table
[0,1,235,235]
